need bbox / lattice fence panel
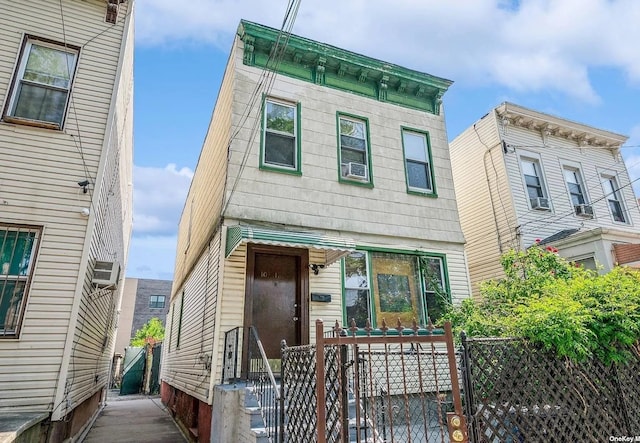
[463,338,640,442]
[282,344,317,443]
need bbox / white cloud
[133,164,193,235]
[136,0,640,102]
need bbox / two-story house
[160,20,472,442]
[0,1,133,441]
[450,102,640,297]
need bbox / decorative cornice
[238,20,453,116]
[496,102,627,150]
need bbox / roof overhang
[225,225,356,266]
[495,102,628,150]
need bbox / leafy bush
[130,317,165,347]
[443,244,640,363]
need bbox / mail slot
[311,293,331,303]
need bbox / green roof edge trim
[238,20,453,116]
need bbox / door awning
[225,225,356,265]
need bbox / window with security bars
[3,36,79,129]
[149,295,165,309]
[1,225,41,337]
[262,98,300,173]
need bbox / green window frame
[1,224,41,338]
[336,112,373,187]
[342,248,450,328]
[402,127,436,196]
[260,97,302,175]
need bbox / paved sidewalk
[82,395,187,443]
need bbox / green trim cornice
[238,20,453,116]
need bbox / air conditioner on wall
[92,260,120,288]
[575,204,594,218]
[346,162,368,180]
[530,197,550,210]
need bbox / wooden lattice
[461,337,640,442]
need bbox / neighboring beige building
[450,102,640,297]
[161,20,471,442]
[0,0,133,441]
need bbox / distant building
[450,102,640,297]
[0,0,133,441]
[114,278,172,354]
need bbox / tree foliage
[443,244,640,363]
[130,317,165,347]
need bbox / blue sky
[128,0,640,280]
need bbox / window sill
[259,165,302,176]
[2,115,60,130]
[338,177,374,188]
[407,189,437,198]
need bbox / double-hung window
[564,168,586,206]
[261,98,300,174]
[521,157,549,209]
[337,113,372,185]
[342,250,449,328]
[402,128,435,195]
[1,225,41,337]
[149,295,165,309]
[4,36,79,129]
[601,175,627,223]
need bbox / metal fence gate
[282,320,468,443]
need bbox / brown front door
[245,245,309,360]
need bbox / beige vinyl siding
[173,46,237,295]
[223,38,464,246]
[308,249,343,341]
[450,113,514,297]
[0,0,132,414]
[502,125,640,248]
[163,232,221,402]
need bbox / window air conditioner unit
[346,162,368,180]
[530,197,550,210]
[92,260,120,288]
[575,204,594,218]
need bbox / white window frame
[561,162,591,214]
[261,97,299,172]
[519,153,549,209]
[601,174,628,223]
[3,36,79,129]
[1,224,41,338]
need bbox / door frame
[243,244,309,373]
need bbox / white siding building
[0,1,133,441]
[450,102,640,297]
[161,20,471,442]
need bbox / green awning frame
[225,225,356,265]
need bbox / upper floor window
[149,295,165,309]
[261,98,300,174]
[521,157,549,210]
[342,250,449,328]
[337,113,372,185]
[3,36,79,129]
[402,128,435,195]
[601,175,627,223]
[564,167,587,206]
[1,225,41,338]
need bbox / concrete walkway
[82,394,187,443]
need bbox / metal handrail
[247,326,281,442]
